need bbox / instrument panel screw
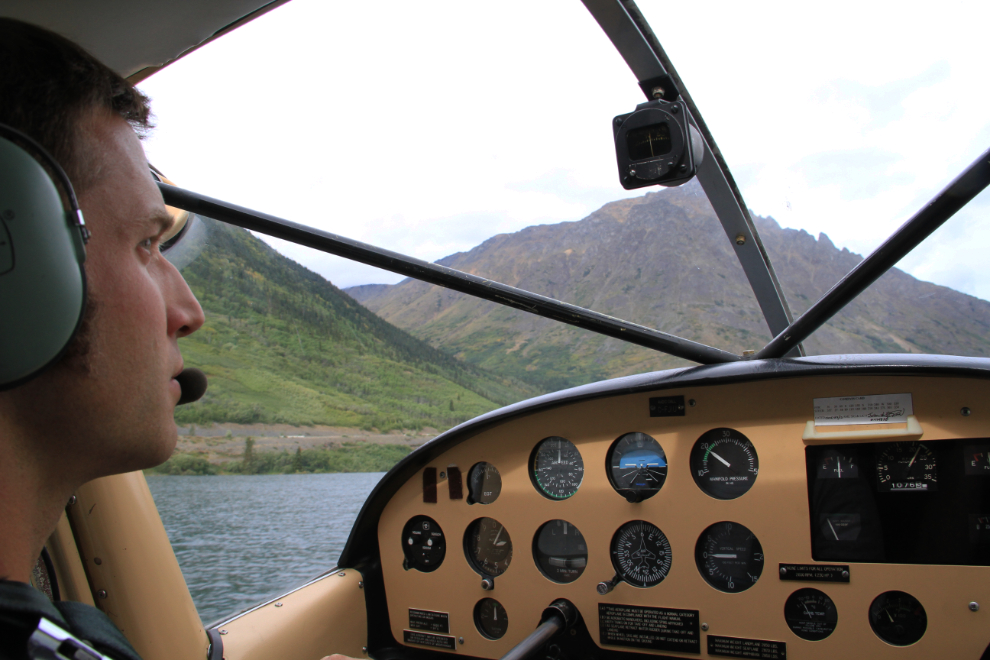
[842,570,850,579]
[439,471,446,479]
[962,407,972,416]
[274,602,283,608]
[651,86,665,99]
[362,647,368,655]
[570,629,577,636]
[735,234,746,246]
[97,590,107,599]
[459,637,465,644]
[701,623,709,632]
[689,399,696,407]
[970,602,980,612]
[779,567,787,576]
[628,167,636,177]
[219,630,228,636]
[67,495,77,506]
[358,581,364,589]
[94,558,102,566]
[338,572,346,577]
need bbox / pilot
[0,17,205,659]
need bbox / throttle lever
[498,599,579,660]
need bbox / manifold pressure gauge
[613,97,703,190]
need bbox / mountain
[172,217,538,431]
[345,181,990,391]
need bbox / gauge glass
[530,436,584,500]
[869,591,927,646]
[964,443,990,475]
[465,517,513,576]
[401,515,446,572]
[610,521,672,588]
[690,428,759,500]
[474,598,508,640]
[817,449,860,479]
[467,462,502,504]
[876,442,937,492]
[694,521,763,593]
[607,432,667,502]
[784,588,838,641]
[820,513,861,541]
[533,519,588,583]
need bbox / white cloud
[141,0,990,300]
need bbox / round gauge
[876,442,937,492]
[784,588,838,641]
[869,591,927,646]
[694,521,764,593]
[401,515,446,572]
[610,521,672,588]
[530,436,584,500]
[690,428,759,500]
[817,448,860,479]
[464,517,513,577]
[467,462,502,504]
[606,432,668,502]
[474,598,509,640]
[533,519,588,583]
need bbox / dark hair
[0,18,153,191]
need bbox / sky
[140,0,990,302]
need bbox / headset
[0,123,89,390]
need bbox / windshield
[143,0,990,372]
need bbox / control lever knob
[597,574,621,595]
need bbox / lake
[146,472,384,626]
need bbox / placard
[599,603,700,653]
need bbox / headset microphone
[175,367,208,405]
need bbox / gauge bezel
[605,432,668,502]
[869,590,927,646]
[784,588,838,641]
[609,520,673,588]
[529,436,585,500]
[532,519,588,584]
[474,598,509,640]
[694,521,764,593]
[689,428,760,500]
[463,517,513,577]
[875,442,938,493]
[467,461,502,505]
[401,515,446,573]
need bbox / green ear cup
[0,130,87,389]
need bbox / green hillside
[172,217,537,431]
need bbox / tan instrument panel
[378,374,990,659]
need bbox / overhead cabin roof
[2,0,290,81]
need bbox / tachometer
[690,428,759,500]
[609,521,672,588]
[532,519,588,583]
[465,517,513,577]
[876,442,937,492]
[606,432,667,502]
[694,521,763,593]
[530,436,584,500]
[784,588,838,641]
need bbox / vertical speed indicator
[690,428,759,500]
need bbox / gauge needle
[710,451,731,468]
[802,601,813,617]
[906,446,922,471]
[837,458,842,479]
[711,554,737,558]
[885,608,894,623]
[557,449,561,464]
[827,518,839,540]
[493,526,505,547]
[493,605,498,621]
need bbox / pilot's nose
[163,258,205,338]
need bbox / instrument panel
[377,373,990,659]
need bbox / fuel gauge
[964,443,990,476]
[817,449,860,479]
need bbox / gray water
[146,472,384,625]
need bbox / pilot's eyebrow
[146,211,175,236]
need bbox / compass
[609,521,672,588]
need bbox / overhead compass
[609,521,672,588]
[690,428,759,500]
[607,432,668,502]
[530,436,584,500]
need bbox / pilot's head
[0,18,205,481]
